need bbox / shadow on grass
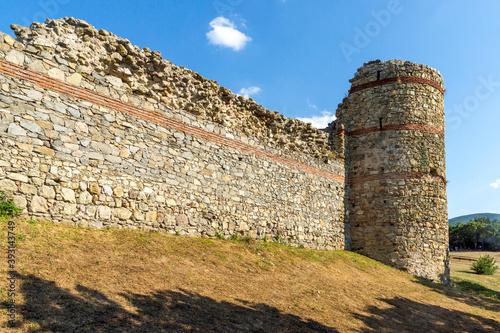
[353,296,500,333]
[7,274,500,332]
[453,279,500,300]
[413,277,500,313]
[11,274,338,332]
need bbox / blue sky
[1,0,499,218]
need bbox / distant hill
[449,213,500,226]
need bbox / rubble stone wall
[0,19,346,249]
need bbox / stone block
[113,187,124,197]
[48,68,65,81]
[20,183,37,195]
[176,214,188,226]
[114,208,132,220]
[3,34,15,46]
[68,108,81,118]
[8,173,28,183]
[5,49,25,65]
[16,142,33,152]
[13,195,27,210]
[89,220,103,229]
[78,191,93,205]
[63,203,77,215]
[119,148,130,158]
[104,114,116,122]
[86,152,104,160]
[67,73,82,86]
[74,121,88,133]
[105,155,122,164]
[89,182,100,195]
[61,188,76,203]
[98,206,112,219]
[39,185,56,199]
[145,211,158,222]
[27,60,48,74]
[7,123,27,136]
[134,210,145,221]
[23,90,43,101]
[30,196,48,213]
[35,121,53,130]
[37,146,55,156]
[102,185,113,196]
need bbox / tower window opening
[379,118,383,130]
[377,71,381,80]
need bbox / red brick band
[350,171,446,186]
[339,123,444,138]
[0,58,345,184]
[349,76,445,95]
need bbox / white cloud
[297,110,337,129]
[206,17,251,51]
[490,179,500,189]
[239,86,262,98]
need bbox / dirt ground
[1,218,499,332]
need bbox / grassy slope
[0,218,498,333]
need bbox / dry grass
[0,217,499,332]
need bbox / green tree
[449,218,500,251]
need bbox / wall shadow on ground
[13,274,338,332]
[8,274,499,332]
[352,296,500,333]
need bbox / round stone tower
[336,60,449,283]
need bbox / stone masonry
[0,18,448,282]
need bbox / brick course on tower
[0,18,449,283]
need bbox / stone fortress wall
[0,18,449,282]
[0,18,346,250]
